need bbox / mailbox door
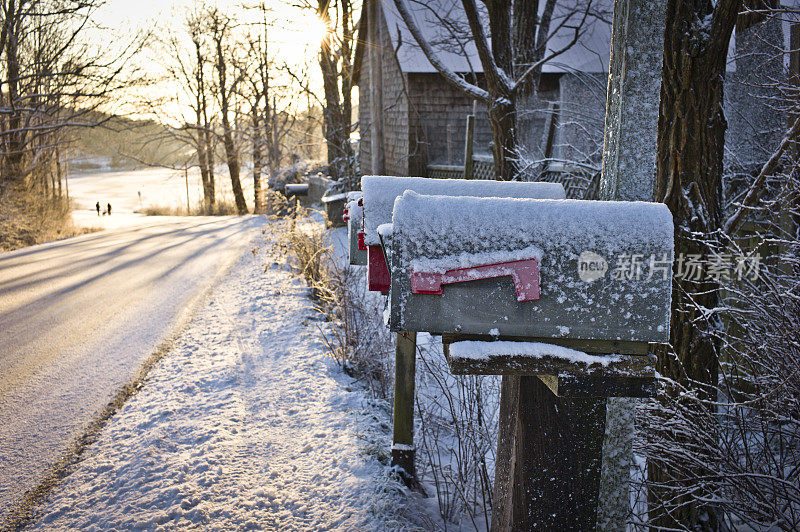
[368,245,390,292]
[348,217,367,265]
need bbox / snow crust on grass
[26,225,413,531]
[360,176,566,245]
[449,340,622,367]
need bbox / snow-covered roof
[356,1,799,83]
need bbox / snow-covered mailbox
[389,192,674,397]
[360,176,566,293]
[344,192,367,266]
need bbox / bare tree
[642,2,800,529]
[393,0,598,180]
[208,6,248,214]
[240,4,272,214]
[0,0,139,197]
[290,0,358,188]
[189,11,217,213]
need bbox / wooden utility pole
[597,0,667,528]
[185,164,191,214]
[600,0,667,203]
[368,0,386,175]
[490,1,668,530]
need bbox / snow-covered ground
[67,166,257,229]
[0,216,262,521]
[24,224,424,531]
[69,166,254,213]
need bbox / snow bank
[449,340,622,367]
[27,227,415,531]
[360,176,566,245]
[392,191,672,263]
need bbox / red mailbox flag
[410,259,540,301]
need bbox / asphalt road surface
[0,216,260,521]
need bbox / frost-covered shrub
[415,337,499,528]
[267,205,396,398]
[633,141,800,530]
[318,265,395,398]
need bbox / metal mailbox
[389,192,674,355]
[345,192,367,266]
[361,176,567,293]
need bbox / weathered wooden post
[597,0,667,528]
[463,114,475,179]
[391,330,417,478]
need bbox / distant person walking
[96,202,100,216]
[107,203,112,216]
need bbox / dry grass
[0,185,98,252]
[265,196,395,396]
[138,197,239,216]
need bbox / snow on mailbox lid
[360,176,566,246]
[389,192,674,348]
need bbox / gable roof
[353,0,613,84]
[387,0,612,74]
[353,0,796,84]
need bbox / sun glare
[303,14,332,49]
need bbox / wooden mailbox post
[359,175,566,480]
[389,192,673,529]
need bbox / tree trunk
[194,36,213,214]
[213,24,247,215]
[463,0,517,180]
[266,95,282,178]
[368,0,386,175]
[252,107,263,214]
[221,122,246,214]
[340,0,355,185]
[205,128,216,210]
[195,105,212,214]
[201,69,215,210]
[55,145,63,197]
[4,15,24,182]
[318,0,347,180]
[650,1,740,529]
[488,96,518,181]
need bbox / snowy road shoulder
[25,223,418,531]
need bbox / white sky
[94,0,324,50]
[92,0,328,120]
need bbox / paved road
[0,216,260,521]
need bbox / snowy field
[24,226,425,531]
[68,166,256,229]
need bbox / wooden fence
[427,158,601,200]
